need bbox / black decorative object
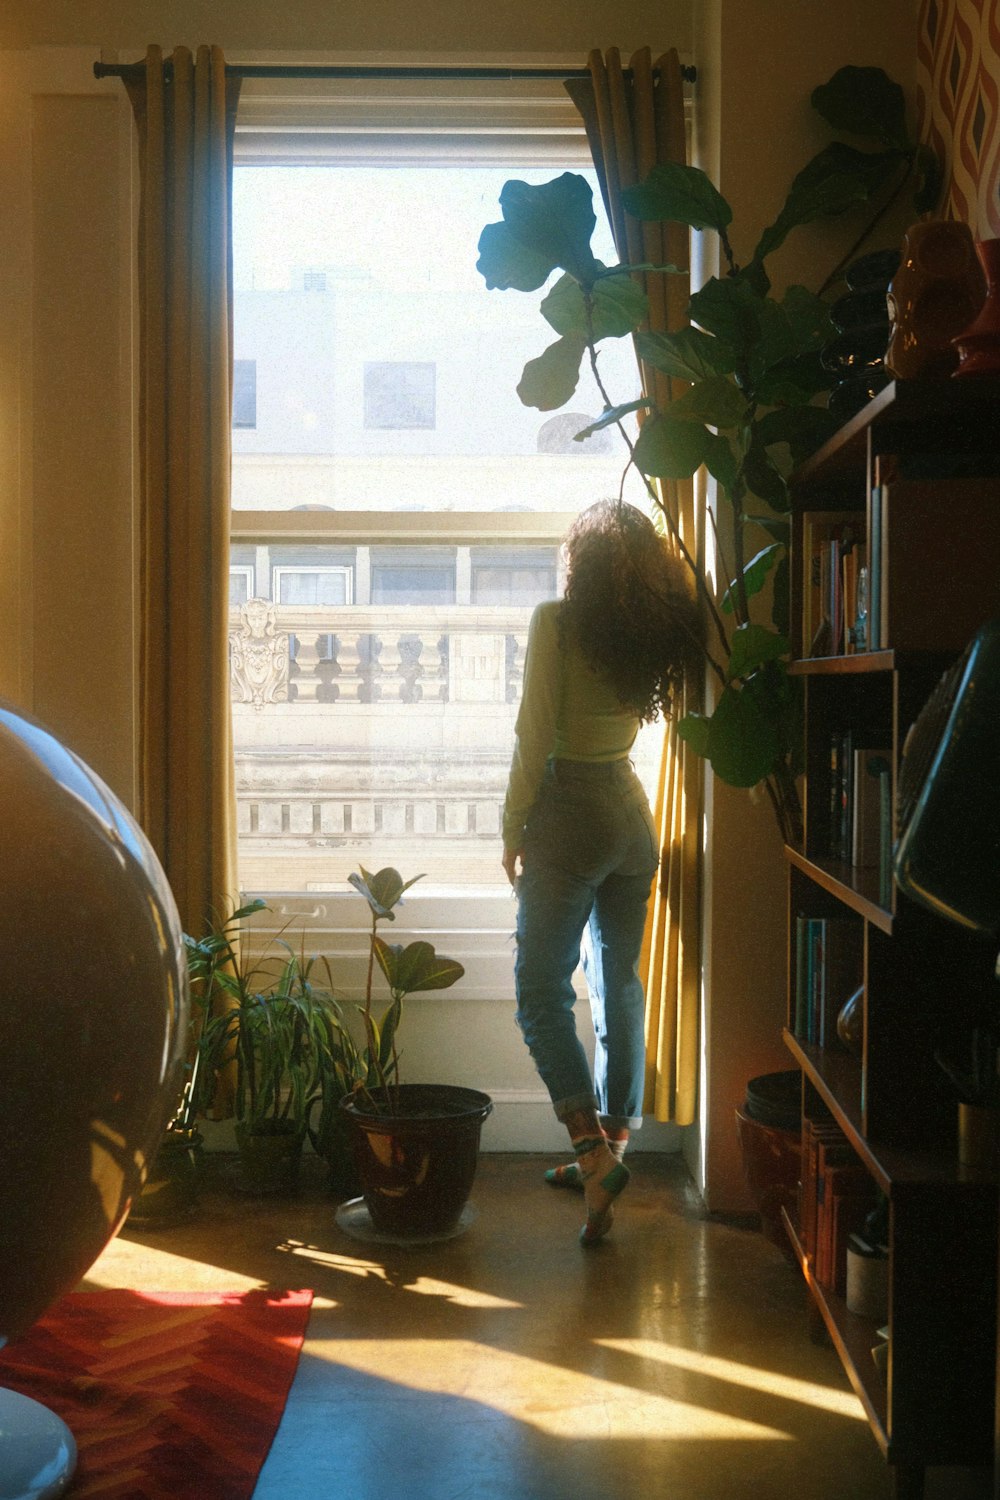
[824,248,900,423]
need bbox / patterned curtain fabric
[566,48,701,1126]
[125,46,242,938]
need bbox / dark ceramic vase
[340,1084,492,1238]
[953,238,1000,377]
[0,702,188,1343]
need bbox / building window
[229,565,254,604]
[363,361,436,430]
[273,566,353,607]
[233,359,257,429]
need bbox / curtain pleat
[126,46,242,938]
[567,48,701,1126]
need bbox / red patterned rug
[0,1288,313,1498]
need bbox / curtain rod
[93,60,697,84]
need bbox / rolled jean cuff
[553,1090,600,1122]
[602,1113,643,1132]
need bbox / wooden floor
[84,1153,992,1500]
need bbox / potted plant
[476,65,940,845]
[191,900,352,1195]
[337,866,493,1240]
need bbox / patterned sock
[544,1129,628,1192]
[560,1109,629,1247]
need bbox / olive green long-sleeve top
[502,599,640,851]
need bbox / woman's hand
[502,846,523,887]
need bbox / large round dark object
[743,1069,801,1131]
[340,1084,492,1238]
[821,322,891,374]
[827,369,893,422]
[844,247,901,291]
[0,702,188,1343]
[831,284,891,332]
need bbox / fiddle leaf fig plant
[476,65,939,845]
[348,866,465,1113]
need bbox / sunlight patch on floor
[81,1238,265,1292]
[303,1338,793,1440]
[596,1339,866,1420]
[281,1242,523,1307]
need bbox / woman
[502,499,703,1246]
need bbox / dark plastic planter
[339,1084,492,1237]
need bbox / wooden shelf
[785,847,893,933]
[792,375,1000,489]
[780,1207,890,1453]
[784,379,1000,1494]
[789,650,895,677]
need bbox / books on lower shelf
[792,915,863,1047]
[800,1117,878,1297]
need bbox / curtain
[125,46,242,940]
[566,48,701,1126]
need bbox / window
[229,565,254,604]
[273,566,352,607]
[229,92,655,916]
[364,361,436,430]
[233,359,257,428]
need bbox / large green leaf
[621,161,733,234]
[676,711,710,758]
[753,143,904,264]
[704,681,781,788]
[811,65,909,150]
[476,220,560,293]
[633,411,718,480]
[574,400,651,439]
[742,441,789,510]
[689,276,765,357]
[755,351,834,407]
[721,543,783,615]
[669,376,748,429]
[348,866,424,920]
[516,331,588,410]
[636,327,737,382]
[703,430,740,496]
[726,621,791,681]
[476,174,602,292]
[541,269,647,339]
[373,937,465,996]
[754,404,842,465]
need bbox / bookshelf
[785,379,1000,1500]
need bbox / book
[852,747,891,868]
[801,511,861,657]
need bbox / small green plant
[188,900,351,1139]
[347,866,465,1113]
[476,66,939,845]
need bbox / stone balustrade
[229,600,531,708]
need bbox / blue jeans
[514,758,658,1129]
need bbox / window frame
[228,77,666,974]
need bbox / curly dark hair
[560,499,704,722]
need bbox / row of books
[802,511,865,657]
[826,730,892,893]
[792,915,863,1047]
[800,1116,878,1297]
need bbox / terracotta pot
[340,1084,492,1238]
[0,702,188,1342]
